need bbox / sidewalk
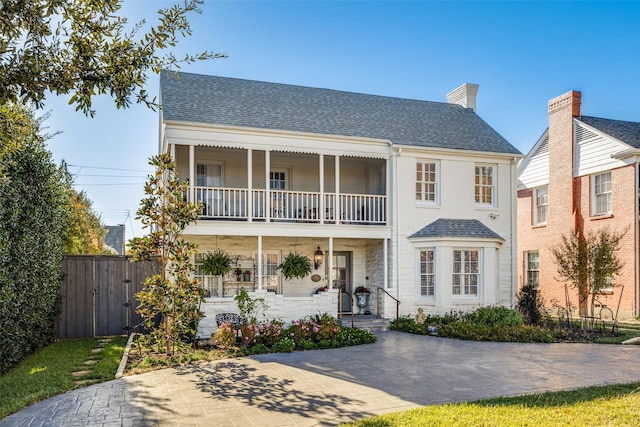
[3,331,640,426]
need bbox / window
[592,171,612,216]
[475,165,495,206]
[196,163,222,187]
[452,249,479,296]
[270,171,287,190]
[257,252,281,293]
[416,161,438,203]
[419,250,435,297]
[525,251,540,288]
[534,187,548,225]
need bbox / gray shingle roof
[160,72,520,155]
[409,219,503,240]
[579,116,640,149]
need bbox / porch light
[313,246,324,270]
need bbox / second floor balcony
[175,145,389,226]
[193,187,386,224]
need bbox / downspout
[633,161,640,317]
[510,156,518,306]
[391,142,401,302]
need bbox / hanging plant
[277,251,313,280]
[201,249,233,276]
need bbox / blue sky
[44,0,640,239]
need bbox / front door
[332,252,352,313]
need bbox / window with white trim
[452,249,479,296]
[256,251,281,294]
[592,171,612,216]
[419,249,435,297]
[525,251,540,288]
[416,161,438,203]
[196,163,222,187]
[534,186,548,225]
[475,165,495,206]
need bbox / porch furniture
[215,313,244,341]
[599,307,618,333]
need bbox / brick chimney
[547,90,582,234]
[446,83,479,112]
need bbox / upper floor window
[525,251,540,288]
[419,249,435,297]
[534,186,548,225]
[416,161,438,203]
[475,165,495,206]
[196,163,222,187]
[592,171,612,216]
[452,249,480,297]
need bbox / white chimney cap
[446,83,479,112]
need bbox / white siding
[575,132,628,177]
[518,151,549,189]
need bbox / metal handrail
[375,286,400,321]
[338,288,355,328]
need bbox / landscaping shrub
[212,322,236,349]
[272,337,295,353]
[256,320,285,346]
[332,327,377,347]
[515,283,547,325]
[463,306,524,327]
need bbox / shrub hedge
[0,137,67,374]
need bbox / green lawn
[0,336,127,419]
[341,382,640,426]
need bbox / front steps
[339,314,391,331]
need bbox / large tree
[0,0,225,116]
[62,182,108,254]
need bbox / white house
[158,72,521,336]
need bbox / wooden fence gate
[56,255,159,338]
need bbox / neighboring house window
[592,171,612,216]
[475,165,495,206]
[534,186,548,225]
[452,249,480,296]
[525,251,540,288]
[419,250,435,297]
[416,161,438,203]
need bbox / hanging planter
[201,249,233,276]
[277,251,313,280]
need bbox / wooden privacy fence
[56,255,159,338]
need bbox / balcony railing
[193,187,386,225]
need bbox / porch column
[247,149,253,222]
[335,156,340,223]
[319,154,324,224]
[257,235,263,290]
[265,150,271,222]
[189,145,195,204]
[169,143,175,160]
[328,237,334,289]
[384,238,389,289]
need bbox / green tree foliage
[0,0,225,116]
[62,183,107,254]
[552,228,625,321]
[128,154,204,356]
[0,105,67,374]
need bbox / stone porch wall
[197,289,338,338]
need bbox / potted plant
[277,251,313,280]
[200,249,233,277]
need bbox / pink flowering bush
[240,322,259,346]
[212,322,237,349]
[257,320,285,346]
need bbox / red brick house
[517,90,640,320]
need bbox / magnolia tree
[128,154,204,356]
[552,227,625,326]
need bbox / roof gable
[160,72,520,155]
[578,116,640,149]
[409,218,503,241]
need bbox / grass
[0,336,127,419]
[341,382,640,426]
